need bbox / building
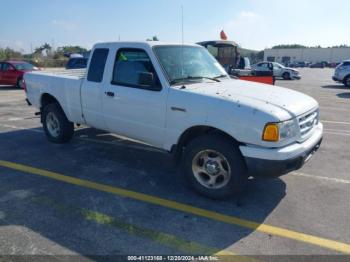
[264,47,350,64]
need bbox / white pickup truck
[24,42,323,199]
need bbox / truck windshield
[153,46,227,85]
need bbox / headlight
[262,120,297,142]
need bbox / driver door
[273,63,283,77]
[102,48,167,148]
[1,63,17,85]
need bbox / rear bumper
[240,123,323,177]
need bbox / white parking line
[322,120,350,125]
[324,131,350,136]
[291,172,350,184]
[0,124,43,133]
[325,128,350,133]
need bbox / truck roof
[93,41,200,49]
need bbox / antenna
[181,5,184,77]
[181,5,184,44]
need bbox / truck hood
[184,79,318,119]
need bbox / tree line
[272,44,350,49]
[0,43,88,67]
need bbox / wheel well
[172,125,238,162]
[41,93,59,109]
[40,93,61,123]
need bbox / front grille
[298,109,318,138]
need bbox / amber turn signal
[263,123,279,142]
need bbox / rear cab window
[87,48,109,82]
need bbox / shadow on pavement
[321,84,349,90]
[336,92,350,99]
[0,127,286,256]
[0,85,20,91]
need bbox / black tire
[344,76,350,87]
[183,134,247,199]
[282,72,291,80]
[42,103,74,143]
[16,77,23,89]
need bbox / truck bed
[38,68,86,79]
[24,69,86,123]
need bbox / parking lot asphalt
[0,68,349,260]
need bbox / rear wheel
[282,72,291,80]
[183,134,247,199]
[42,103,74,143]
[344,76,350,87]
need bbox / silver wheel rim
[346,78,350,86]
[46,112,60,138]
[192,150,231,189]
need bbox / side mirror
[138,72,162,91]
[138,72,154,86]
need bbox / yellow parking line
[31,196,245,258]
[1,159,350,255]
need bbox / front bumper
[292,74,301,80]
[332,76,342,82]
[240,123,323,177]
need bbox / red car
[0,61,39,88]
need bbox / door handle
[105,91,115,97]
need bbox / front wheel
[282,72,291,80]
[16,78,23,89]
[344,76,350,87]
[42,103,74,143]
[183,134,248,199]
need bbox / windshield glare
[13,63,34,70]
[273,62,285,68]
[153,46,227,84]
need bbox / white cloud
[52,20,79,31]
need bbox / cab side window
[87,48,109,83]
[111,48,161,91]
[2,63,10,71]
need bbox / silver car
[252,62,301,80]
[333,60,350,87]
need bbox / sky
[0,0,349,53]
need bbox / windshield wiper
[170,76,220,85]
[214,74,228,79]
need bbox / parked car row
[287,61,341,68]
[0,61,39,88]
[0,56,89,88]
[251,62,301,80]
[332,60,350,87]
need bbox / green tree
[0,47,22,60]
[57,45,88,54]
[146,36,159,41]
[272,44,307,49]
